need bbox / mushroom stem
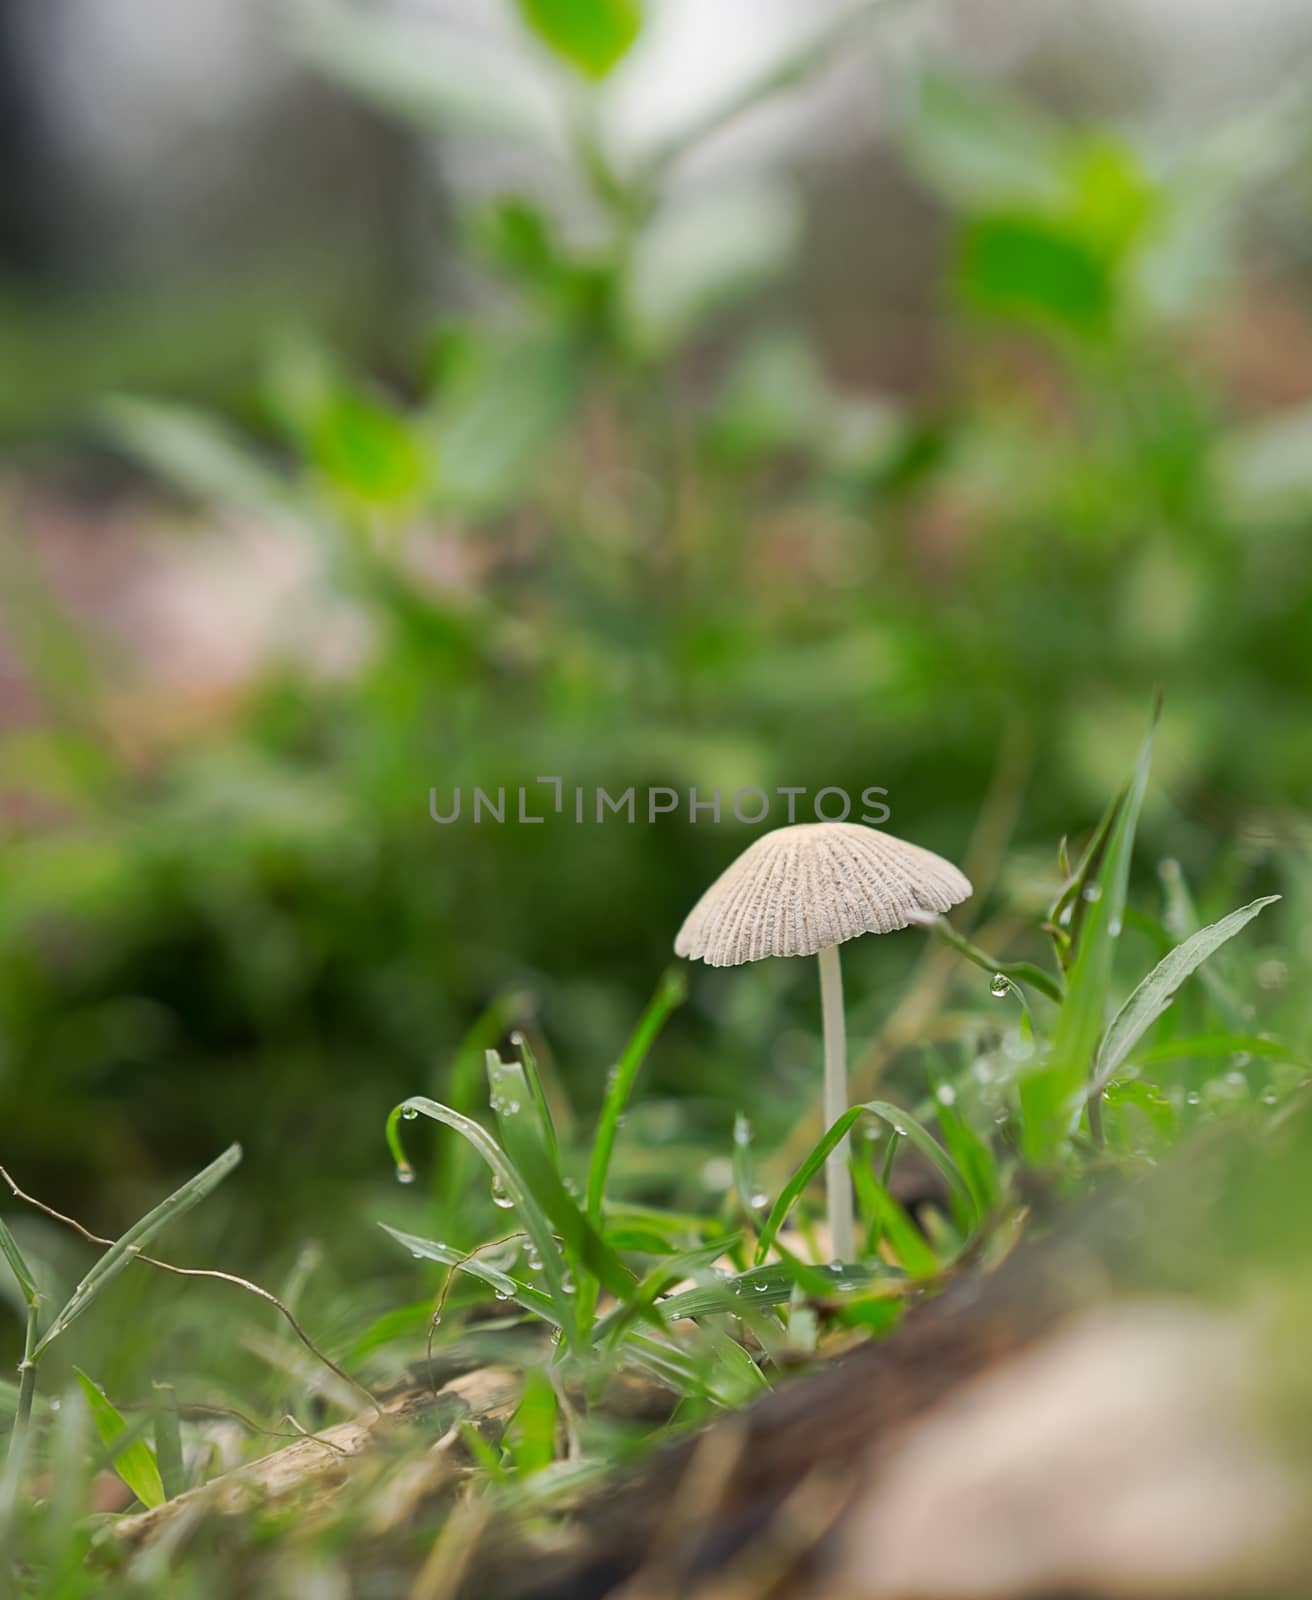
[818,942,854,1261]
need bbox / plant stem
[0,1301,40,1554]
[818,944,854,1261]
[11,1302,38,1459]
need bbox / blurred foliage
[2,0,1311,1391]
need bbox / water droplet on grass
[396,1164,416,1185]
[989,974,1010,998]
[1082,883,1102,903]
[749,1190,769,1210]
[401,1106,419,1121]
[491,1179,514,1209]
[936,1084,957,1105]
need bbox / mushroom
[675,822,971,1260]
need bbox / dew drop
[561,1274,575,1294]
[494,1290,510,1302]
[401,1106,419,1121]
[1261,1089,1278,1106]
[989,974,1010,999]
[754,1283,768,1293]
[749,1190,769,1211]
[491,1178,514,1210]
[1186,1091,1201,1106]
[396,1164,416,1186]
[733,1114,752,1147]
[935,1084,957,1106]
[1082,883,1103,903]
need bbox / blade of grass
[387,1099,577,1345]
[433,989,527,1241]
[0,1217,39,1309]
[1159,861,1256,1029]
[863,1102,977,1226]
[486,1054,639,1309]
[1021,713,1155,1161]
[1090,896,1281,1097]
[753,1101,973,1264]
[379,1222,560,1326]
[152,1382,186,1500]
[586,967,686,1223]
[507,1368,557,1477]
[32,1144,242,1359]
[74,1369,166,1509]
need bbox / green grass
[3,0,1312,1590]
[5,721,1302,1597]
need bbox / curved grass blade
[862,1101,976,1225]
[753,1101,972,1265]
[32,1144,241,1360]
[380,1223,559,1325]
[654,1259,880,1320]
[1091,896,1281,1097]
[74,1369,166,1509]
[387,1099,575,1344]
[930,919,1064,1003]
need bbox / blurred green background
[2,0,1311,1383]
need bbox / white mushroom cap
[674,822,972,967]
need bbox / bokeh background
[3,0,1312,1383]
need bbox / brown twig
[0,1164,377,1413]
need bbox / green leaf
[486,1053,639,1309]
[957,214,1112,336]
[0,1217,39,1310]
[152,1383,186,1501]
[1021,714,1156,1162]
[628,186,801,352]
[586,968,686,1221]
[863,1102,978,1229]
[99,398,292,518]
[297,3,557,145]
[650,1260,881,1321]
[753,1101,971,1265]
[379,1223,559,1325]
[433,330,581,512]
[308,391,427,506]
[33,1145,242,1359]
[386,1099,576,1342]
[900,71,1069,213]
[74,1370,166,1510]
[1132,1032,1306,1069]
[507,1368,557,1476]
[852,1163,939,1279]
[514,0,641,79]
[590,1238,740,1347]
[1090,896,1280,1096]
[929,1080,1001,1220]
